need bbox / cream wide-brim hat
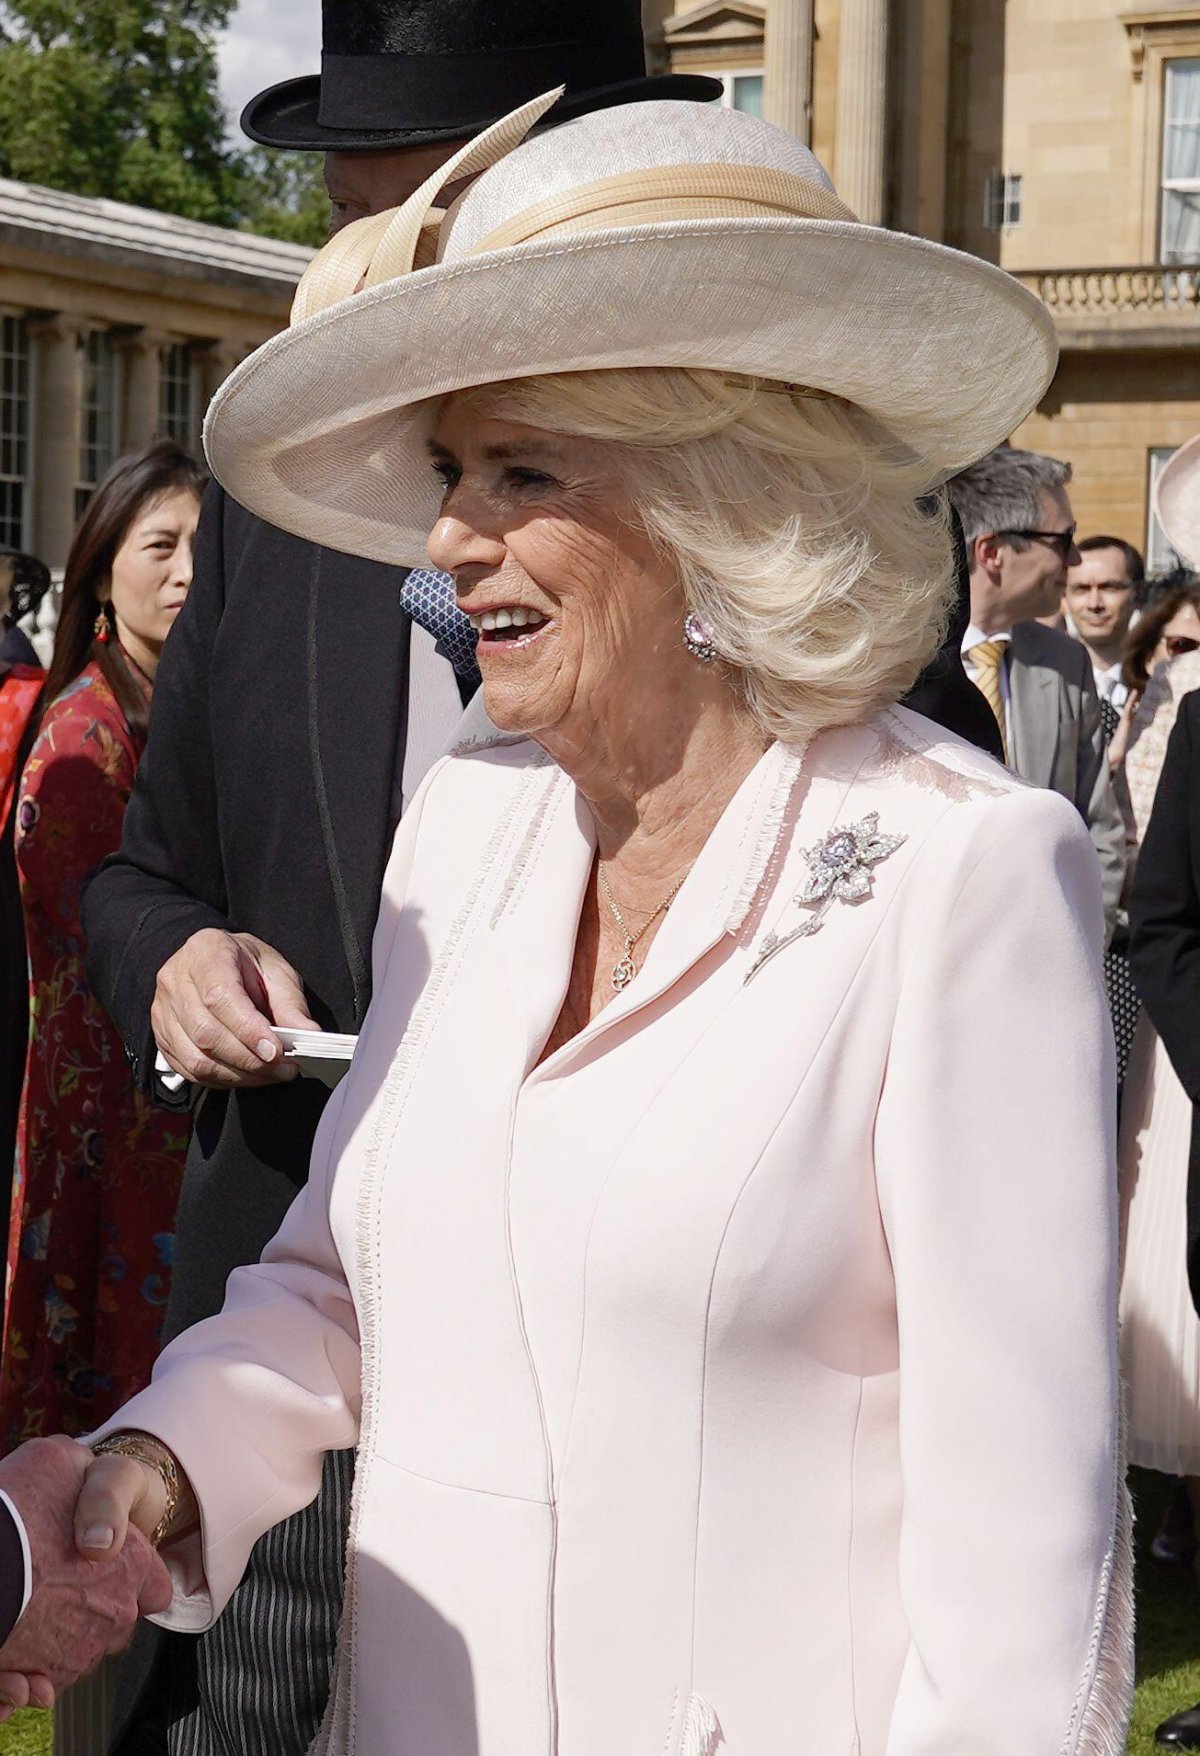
[205,89,1060,568]
[1154,434,1200,570]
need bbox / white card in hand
[274,1028,358,1088]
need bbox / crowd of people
[1,0,1200,1753]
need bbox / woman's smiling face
[426,399,690,749]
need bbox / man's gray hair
[946,445,1073,552]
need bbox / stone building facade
[0,179,312,573]
[646,0,1200,570]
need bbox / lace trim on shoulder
[871,709,1014,802]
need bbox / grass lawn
[0,1471,1195,1756]
[1128,1467,1200,1755]
[0,1710,48,1756]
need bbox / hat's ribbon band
[291,92,861,327]
[291,86,565,323]
[470,164,859,253]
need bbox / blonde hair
[453,367,956,747]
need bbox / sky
[217,0,322,131]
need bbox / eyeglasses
[994,525,1078,561]
[1163,635,1200,658]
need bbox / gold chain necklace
[597,865,690,992]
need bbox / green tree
[237,146,329,249]
[0,0,242,224]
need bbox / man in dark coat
[81,5,719,1752]
[1129,690,1200,1752]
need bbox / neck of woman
[545,694,770,901]
[115,627,160,687]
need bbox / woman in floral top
[1,441,203,1443]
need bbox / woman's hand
[75,1451,171,1561]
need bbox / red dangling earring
[93,609,111,645]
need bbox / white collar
[961,623,1012,654]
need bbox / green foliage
[237,146,329,249]
[0,1708,50,1756]
[0,0,249,226]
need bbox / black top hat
[241,0,723,152]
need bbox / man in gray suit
[947,446,1125,943]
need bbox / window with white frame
[0,315,30,551]
[158,343,197,449]
[76,328,120,518]
[720,70,764,118]
[1148,447,1183,575]
[984,172,1023,231]
[1161,58,1200,263]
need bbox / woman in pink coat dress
[46,93,1125,1755]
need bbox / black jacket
[900,506,1004,761]
[1129,688,1200,1314]
[83,484,424,1340]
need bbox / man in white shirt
[947,445,1126,942]
[1063,534,1144,710]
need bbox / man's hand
[0,1437,173,1701]
[152,929,318,1089]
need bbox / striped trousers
[138,1448,354,1756]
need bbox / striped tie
[969,640,1009,764]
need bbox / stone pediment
[660,2,766,50]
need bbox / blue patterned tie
[401,567,480,681]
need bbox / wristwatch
[90,1431,182,1549]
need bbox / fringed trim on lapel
[678,1694,723,1756]
[720,740,809,936]
[489,755,563,928]
[315,753,553,1756]
[1060,1399,1135,1755]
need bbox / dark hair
[1075,534,1145,588]
[38,441,205,744]
[0,546,51,628]
[1122,567,1200,692]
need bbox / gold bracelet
[91,1432,181,1549]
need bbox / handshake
[0,1435,173,1719]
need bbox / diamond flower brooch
[746,812,906,982]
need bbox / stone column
[113,328,167,451]
[834,0,891,224]
[196,338,246,434]
[26,314,84,571]
[764,0,814,142]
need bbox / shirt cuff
[153,1051,189,1097]
[0,1490,32,1641]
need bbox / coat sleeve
[81,483,233,1089]
[17,696,137,942]
[1075,657,1126,947]
[1129,695,1200,1096]
[86,752,448,1630]
[874,785,1129,1756]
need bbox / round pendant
[612,954,637,992]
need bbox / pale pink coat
[98,705,1130,1756]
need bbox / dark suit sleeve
[0,1495,28,1644]
[82,484,234,1089]
[1130,695,1200,1097]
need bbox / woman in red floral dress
[1,442,203,1443]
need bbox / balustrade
[1018,265,1200,317]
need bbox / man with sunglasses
[947,446,1125,944]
